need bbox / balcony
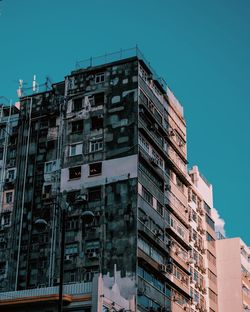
[165,213,190,250]
[169,248,189,274]
[165,189,189,227]
[139,118,164,153]
[138,220,168,255]
[138,167,164,206]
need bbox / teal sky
[1,0,250,244]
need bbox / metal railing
[75,46,168,91]
[0,282,92,301]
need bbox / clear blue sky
[1,0,250,244]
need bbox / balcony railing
[0,282,92,301]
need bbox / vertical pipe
[15,97,32,290]
[58,207,65,312]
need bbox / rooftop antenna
[32,74,39,93]
[17,79,24,98]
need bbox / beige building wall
[189,166,218,312]
[216,237,250,312]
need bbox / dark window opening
[93,93,104,106]
[47,140,55,149]
[44,185,52,194]
[71,120,83,133]
[69,166,81,179]
[66,190,80,204]
[49,118,56,127]
[73,98,83,111]
[91,116,103,130]
[88,186,102,201]
[89,162,102,176]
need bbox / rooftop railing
[75,46,168,92]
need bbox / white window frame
[69,143,82,157]
[95,73,105,84]
[6,191,13,204]
[89,139,103,153]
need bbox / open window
[89,162,102,176]
[69,166,81,180]
[89,92,104,107]
[91,115,103,130]
[88,186,102,201]
[71,120,83,133]
[73,98,83,111]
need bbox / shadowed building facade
[0,49,218,312]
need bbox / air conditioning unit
[141,215,149,223]
[65,255,71,262]
[150,157,158,167]
[153,229,162,237]
[87,251,98,259]
[168,129,175,136]
[147,74,153,81]
[159,264,167,273]
[139,107,145,114]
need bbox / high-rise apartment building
[0,103,19,292]
[188,166,218,312]
[0,48,219,312]
[216,237,250,312]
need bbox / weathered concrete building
[0,103,19,292]
[0,49,219,311]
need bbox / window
[95,72,105,84]
[44,161,57,173]
[204,201,211,215]
[73,97,83,111]
[139,134,150,153]
[207,250,216,266]
[142,186,153,205]
[0,127,6,139]
[88,92,104,107]
[89,162,102,176]
[69,143,82,156]
[156,201,163,216]
[176,175,184,192]
[89,139,103,153]
[69,166,81,179]
[88,187,102,201]
[3,213,10,225]
[44,184,52,194]
[91,115,103,130]
[65,244,78,255]
[71,120,83,133]
[209,289,217,303]
[206,232,215,247]
[7,169,15,180]
[6,192,13,204]
[206,214,215,230]
[66,191,80,204]
[192,210,197,223]
[208,269,217,284]
[138,237,163,264]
